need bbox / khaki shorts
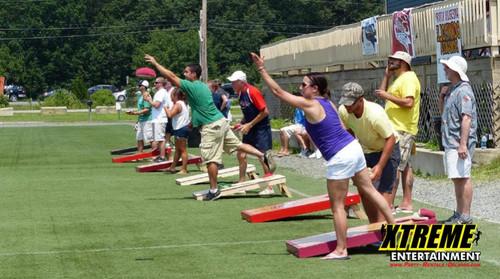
[152,122,167,142]
[280,124,305,139]
[397,130,415,171]
[199,118,242,164]
[136,121,153,142]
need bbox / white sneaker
[315,150,323,159]
[258,188,275,196]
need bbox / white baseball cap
[389,51,412,67]
[227,70,247,82]
[137,80,149,88]
[440,56,469,82]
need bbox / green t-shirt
[137,94,152,122]
[180,79,223,127]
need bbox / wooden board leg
[246,171,258,180]
[349,204,367,220]
[277,183,292,198]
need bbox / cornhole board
[110,145,152,155]
[175,164,258,186]
[241,192,365,223]
[112,148,159,163]
[136,156,203,172]
[286,209,437,258]
[192,174,291,201]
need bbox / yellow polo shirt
[385,71,421,135]
[339,101,398,154]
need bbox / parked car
[221,83,237,98]
[41,89,69,100]
[113,90,127,102]
[88,85,118,95]
[4,85,26,102]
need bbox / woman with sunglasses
[251,52,395,260]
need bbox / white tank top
[172,101,190,130]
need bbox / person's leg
[452,177,473,216]
[178,138,188,174]
[167,137,182,173]
[237,150,247,183]
[294,128,307,150]
[399,166,414,211]
[279,130,289,155]
[323,178,350,258]
[165,132,172,160]
[389,171,400,211]
[353,168,395,224]
[137,140,144,153]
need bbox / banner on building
[435,6,462,83]
[392,9,415,56]
[362,16,378,55]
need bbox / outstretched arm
[145,54,181,88]
[250,52,312,111]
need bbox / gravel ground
[272,153,500,223]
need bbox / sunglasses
[301,82,310,88]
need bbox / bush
[0,95,9,108]
[71,77,88,101]
[90,89,116,107]
[42,90,86,109]
[125,86,139,108]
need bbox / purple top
[305,97,354,161]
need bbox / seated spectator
[278,108,312,158]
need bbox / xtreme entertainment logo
[380,224,482,267]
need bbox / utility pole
[199,0,208,83]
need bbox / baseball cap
[440,56,469,82]
[227,70,247,82]
[389,51,412,67]
[339,82,364,106]
[137,80,149,88]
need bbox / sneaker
[440,211,460,224]
[217,163,225,170]
[258,188,275,196]
[456,214,473,224]
[263,152,277,173]
[154,157,166,163]
[298,149,308,158]
[368,241,383,248]
[203,190,222,201]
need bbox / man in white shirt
[144,77,173,162]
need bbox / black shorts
[242,126,272,153]
[165,118,174,135]
[364,142,401,193]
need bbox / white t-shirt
[151,88,172,123]
[172,101,190,130]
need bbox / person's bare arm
[145,54,181,88]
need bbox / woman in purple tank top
[251,52,395,260]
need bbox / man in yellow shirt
[339,82,400,223]
[375,51,421,214]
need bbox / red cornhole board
[241,192,361,223]
[286,209,437,258]
[112,149,159,163]
[136,156,202,172]
[110,144,152,155]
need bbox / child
[164,88,190,174]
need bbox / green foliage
[90,89,116,107]
[71,76,89,101]
[125,86,139,108]
[42,90,86,109]
[270,118,292,130]
[0,0,383,96]
[0,95,9,108]
[424,139,440,151]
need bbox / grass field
[0,125,498,278]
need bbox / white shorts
[444,147,474,178]
[326,140,366,180]
[152,122,167,142]
[136,121,153,142]
[280,124,305,139]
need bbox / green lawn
[0,125,498,278]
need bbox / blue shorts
[174,125,189,139]
[364,142,401,193]
[242,125,272,152]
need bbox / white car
[113,90,127,102]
